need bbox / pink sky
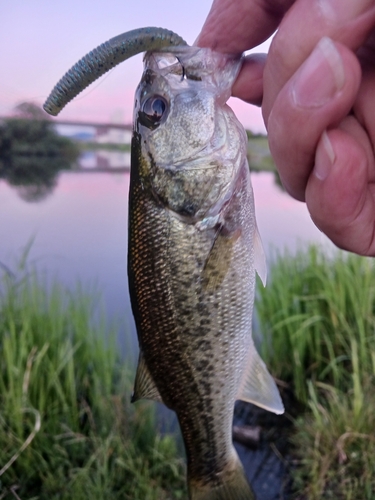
[0,0,270,133]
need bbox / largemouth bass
[43,27,284,500]
[128,47,284,500]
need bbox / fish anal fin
[131,350,163,404]
[254,225,267,286]
[237,342,284,415]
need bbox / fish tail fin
[189,452,255,500]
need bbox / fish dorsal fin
[237,341,284,414]
[131,350,163,404]
[254,226,267,286]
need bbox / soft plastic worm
[43,27,187,116]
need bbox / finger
[306,125,375,256]
[267,38,361,200]
[263,0,375,122]
[232,54,266,105]
[354,38,375,146]
[196,0,295,53]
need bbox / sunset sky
[0,0,272,133]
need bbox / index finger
[196,0,295,53]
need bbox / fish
[43,28,284,500]
[128,47,284,499]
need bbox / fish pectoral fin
[254,225,267,286]
[131,350,163,404]
[237,341,284,415]
[201,224,240,292]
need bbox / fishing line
[36,67,117,106]
[70,67,116,102]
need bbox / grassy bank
[246,133,276,173]
[0,261,185,499]
[256,245,375,498]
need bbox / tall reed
[256,245,375,402]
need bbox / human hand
[197,0,375,256]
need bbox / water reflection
[253,172,333,256]
[1,156,68,202]
[79,150,130,170]
[0,103,80,202]
[1,149,130,202]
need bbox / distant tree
[0,102,80,202]
[12,101,48,120]
[0,102,79,160]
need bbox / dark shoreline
[234,387,304,500]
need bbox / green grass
[255,244,375,498]
[0,257,186,499]
[291,380,375,499]
[246,134,283,188]
[247,135,276,173]
[256,245,375,403]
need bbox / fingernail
[292,37,345,108]
[314,131,335,181]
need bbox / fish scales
[129,138,255,482]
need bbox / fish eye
[139,95,168,129]
[143,96,166,119]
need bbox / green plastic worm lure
[43,27,186,115]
